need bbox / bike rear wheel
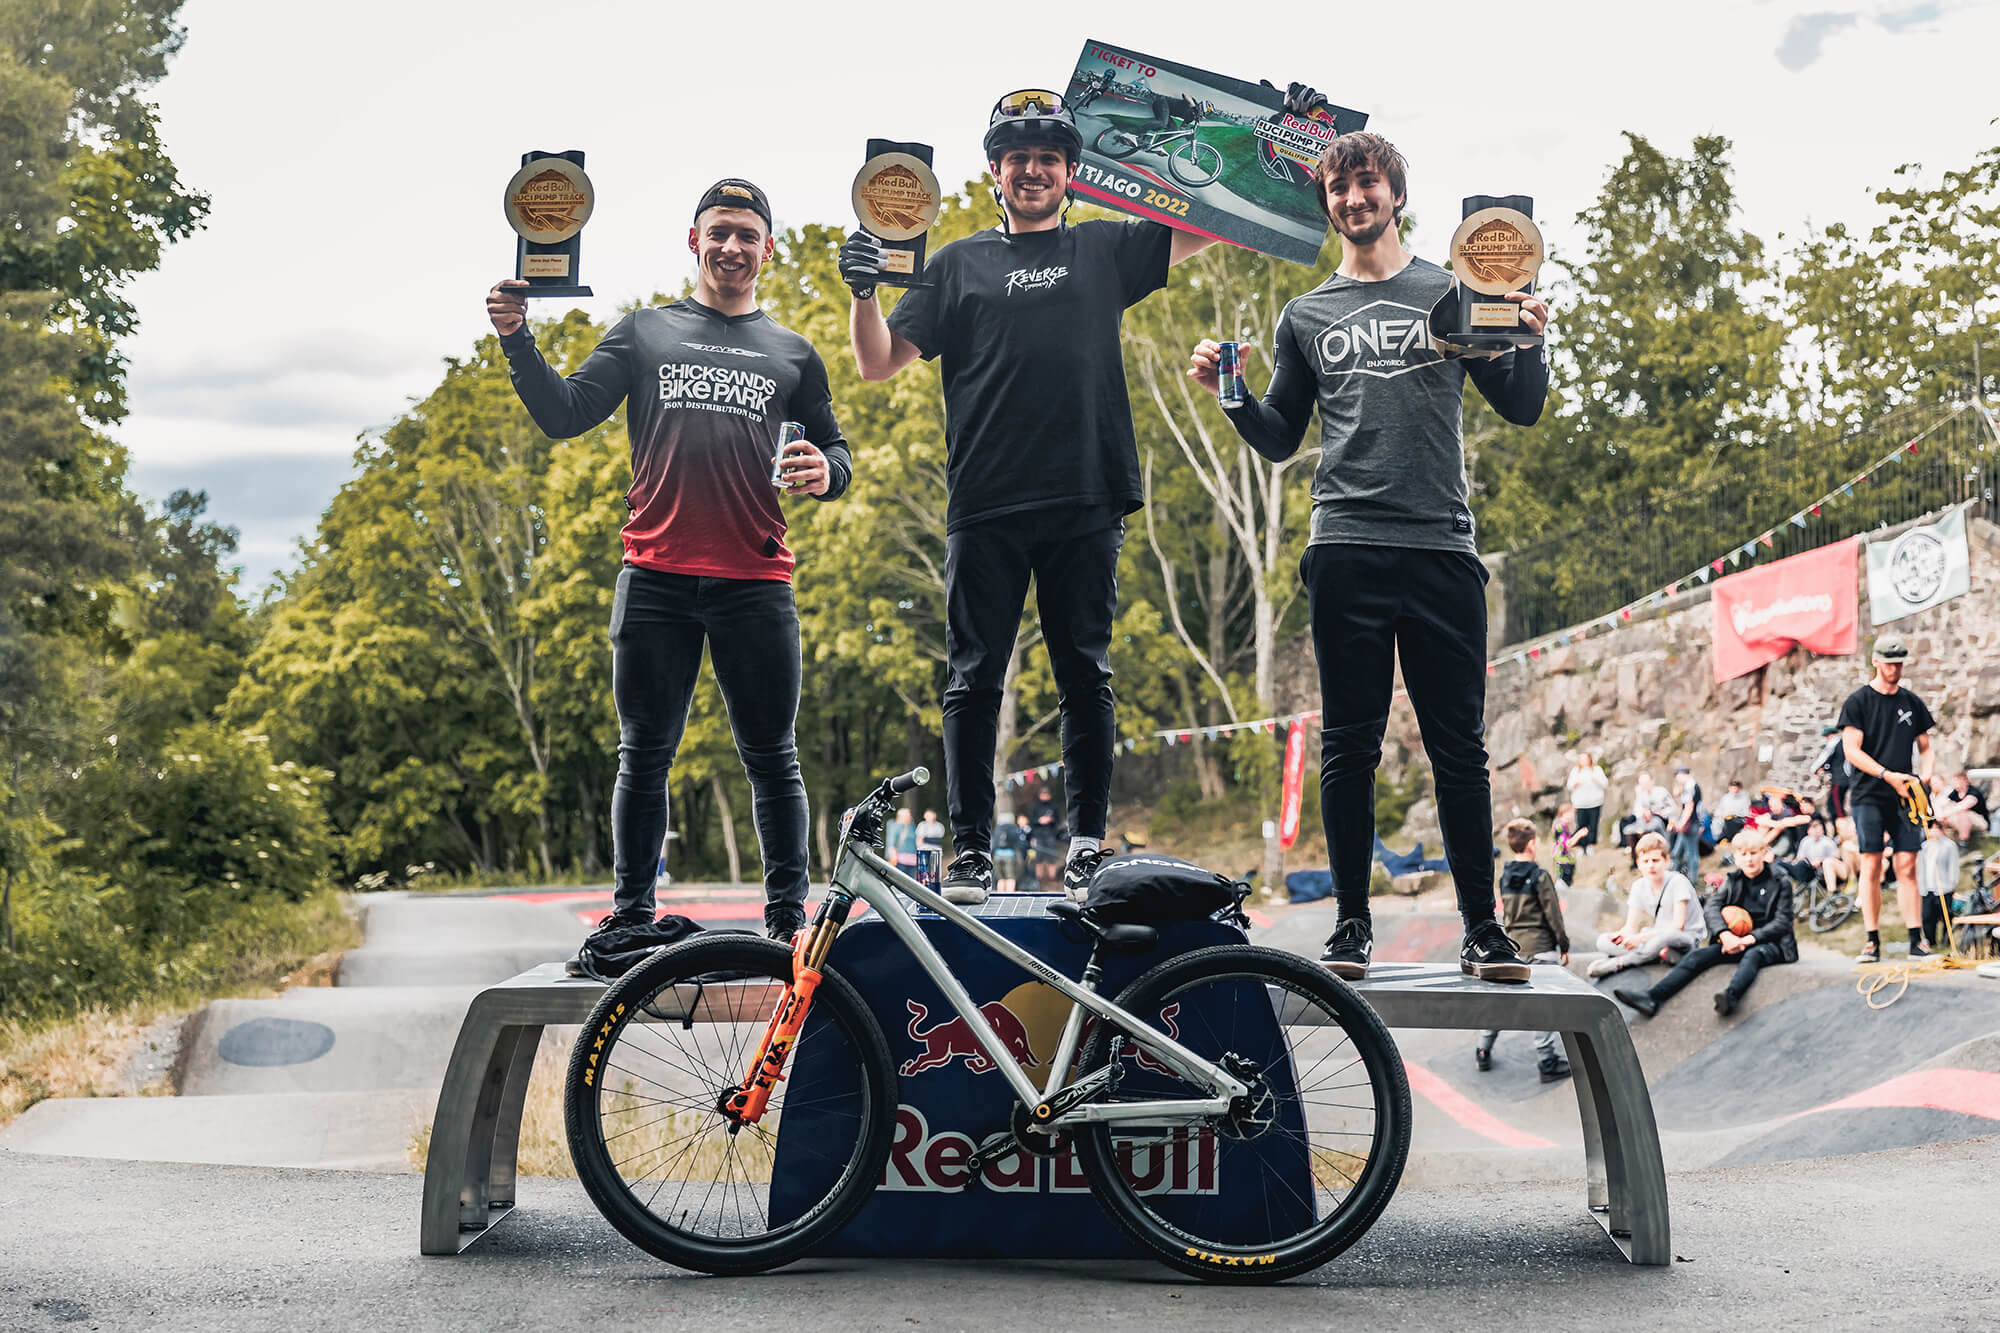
[1809,890,1856,932]
[1094,125,1142,159]
[1167,138,1221,188]
[563,935,895,1274]
[1073,945,1410,1284]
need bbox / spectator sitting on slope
[1615,829,1796,1020]
[1714,779,1752,844]
[1790,817,1848,893]
[1931,773,1987,844]
[1944,770,1991,838]
[1588,831,1698,978]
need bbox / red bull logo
[881,1104,1218,1195]
[900,998,1039,1077]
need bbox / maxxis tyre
[1094,126,1142,159]
[1073,944,1410,1284]
[562,934,896,1274]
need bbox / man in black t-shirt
[1836,635,1937,963]
[838,86,1319,905]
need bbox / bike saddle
[1046,900,1158,953]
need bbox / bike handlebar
[885,767,930,795]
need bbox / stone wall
[1384,512,2000,840]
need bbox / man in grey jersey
[1189,132,1551,982]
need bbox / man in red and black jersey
[487,178,851,945]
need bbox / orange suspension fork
[721,893,852,1125]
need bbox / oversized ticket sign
[853,139,942,288]
[1064,39,1367,266]
[503,150,594,299]
[1428,196,1545,355]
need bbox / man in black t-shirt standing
[1836,635,1937,963]
[838,87,1318,904]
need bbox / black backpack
[571,914,708,982]
[1083,854,1251,927]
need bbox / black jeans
[609,565,808,924]
[943,507,1123,854]
[1645,939,1789,1006]
[1303,544,1497,929]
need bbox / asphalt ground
[4,1140,1996,1332]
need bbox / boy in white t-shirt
[1588,831,1700,978]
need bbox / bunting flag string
[1000,410,1973,784]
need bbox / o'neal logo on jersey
[1312,299,1444,380]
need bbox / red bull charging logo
[899,998,1040,1076]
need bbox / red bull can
[772,420,804,489]
[1216,341,1246,408]
[916,848,941,894]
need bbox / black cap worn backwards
[693,178,773,231]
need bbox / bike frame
[822,838,1250,1127]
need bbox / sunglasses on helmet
[991,89,1069,121]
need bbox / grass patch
[0,890,358,1128]
[411,1034,579,1178]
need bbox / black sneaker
[1908,938,1935,960]
[765,902,806,945]
[1460,921,1530,983]
[1857,940,1881,965]
[1474,1046,1492,1072]
[1062,846,1111,903]
[1318,918,1373,980]
[564,913,643,979]
[1713,989,1738,1018]
[1538,1055,1572,1083]
[1613,986,1659,1018]
[940,851,993,906]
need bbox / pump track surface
[4,885,1997,1328]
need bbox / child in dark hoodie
[1476,818,1571,1082]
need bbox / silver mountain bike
[563,768,1410,1283]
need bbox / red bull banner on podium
[768,900,1311,1258]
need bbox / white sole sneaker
[941,886,989,906]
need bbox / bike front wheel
[1167,139,1222,188]
[563,935,896,1274]
[1094,125,1142,159]
[1072,945,1410,1284]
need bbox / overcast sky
[116,0,2000,588]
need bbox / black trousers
[1303,544,1497,929]
[608,565,808,925]
[1922,894,1950,947]
[1646,940,1790,1005]
[943,507,1123,854]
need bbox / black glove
[1284,81,1329,117]
[838,229,885,301]
[1261,78,1330,118]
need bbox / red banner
[1279,720,1308,849]
[1710,538,1859,682]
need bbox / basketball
[1721,905,1754,936]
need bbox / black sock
[1868,929,1880,949]
[1908,927,1923,947]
